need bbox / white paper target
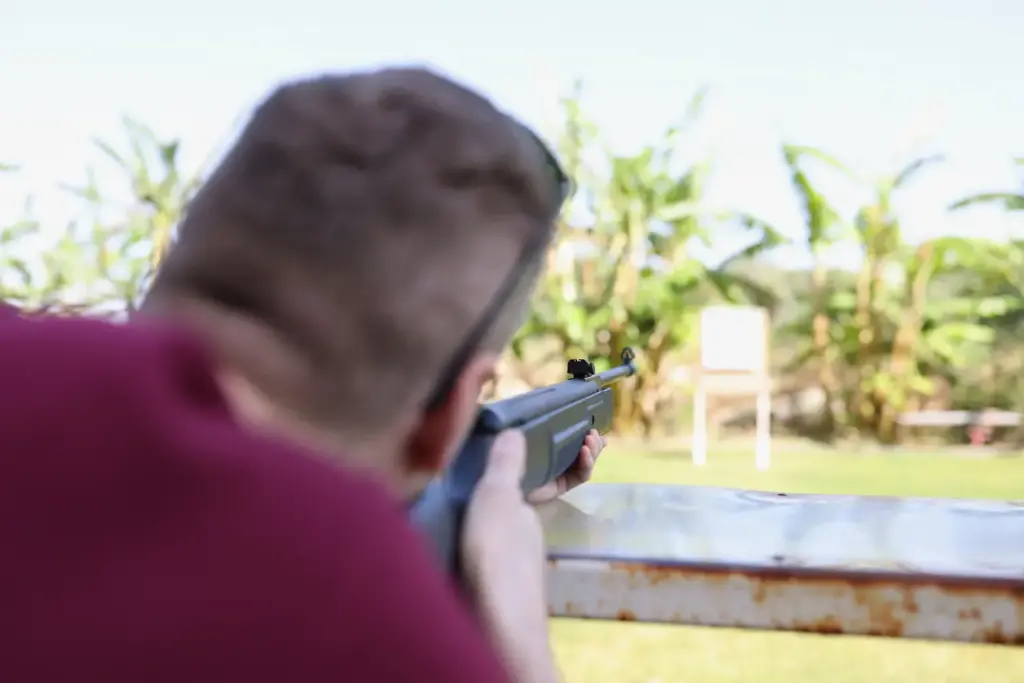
[699,306,767,373]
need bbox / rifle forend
[410,348,638,576]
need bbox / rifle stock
[410,348,637,576]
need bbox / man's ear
[404,353,499,477]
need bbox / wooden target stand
[691,306,772,470]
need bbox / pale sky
[2,0,1023,269]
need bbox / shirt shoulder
[0,312,509,683]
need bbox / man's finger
[480,429,527,488]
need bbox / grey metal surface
[539,483,1024,644]
[898,410,1021,427]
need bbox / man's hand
[461,431,560,683]
[526,429,606,505]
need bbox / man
[0,67,605,682]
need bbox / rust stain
[791,617,844,635]
[866,623,904,638]
[980,625,1024,645]
[752,580,767,605]
[611,562,679,587]
[857,590,905,637]
[582,560,1024,645]
[607,560,1024,595]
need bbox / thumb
[479,430,527,490]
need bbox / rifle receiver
[410,345,639,579]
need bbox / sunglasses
[423,123,573,412]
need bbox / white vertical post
[755,386,771,471]
[692,384,708,467]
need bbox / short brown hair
[147,67,558,435]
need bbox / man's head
[143,67,565,496]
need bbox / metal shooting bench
[897,410,1022,430]
[898,410,1022,447]
[539,483,1024,645]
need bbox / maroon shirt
[0,307,510,682]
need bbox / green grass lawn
[551,447,1024,682]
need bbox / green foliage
[949,158,1024,212]
[2,92,1023,443]
[1,118,198,315]
[518,88,782,432]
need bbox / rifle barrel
[589,347,637,387]
[590,364,634,386]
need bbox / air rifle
[410,347,638,576]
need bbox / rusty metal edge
[546,558,1024,646]
[548,550,1024,588]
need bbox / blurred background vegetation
[5,89,1024,448]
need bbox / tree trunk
[609,327,638,434]
[877,244,933,443]
[853,256,875,432]
[811,251,838,438]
